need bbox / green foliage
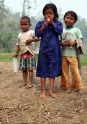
[75,17,87,43]
[0,30,17,52]
[0,7,20,52]
[81,45,87,66]
[0,0,87,53]
[81,56,87,66]
[0,0,7,21]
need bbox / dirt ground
[0,62,87,124]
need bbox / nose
[67,18,71,22]
[47,15,50,18]
[48,13,51,17]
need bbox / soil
[0,62,87,124]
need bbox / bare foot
[19,83,27,88]
[65,88,71,93]
[40,93,46,99]
[25,83,33,89]
[78,89,83,94]
[49,92,58,98]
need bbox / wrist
[42,25,45,30]
[40,25,45,33]
[52,22,54,26]
[16,53,18,55]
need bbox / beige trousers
[60,56,83,90]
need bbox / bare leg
[49,78,57,98]
[19,70,27,87]
[26,70,33,88]
[40,78,46,99]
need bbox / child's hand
[67,40,76,47]
[61,42,68,48]
[46,18,54,26]
[62,42,68,46]
[40,21,48,33]
[12,53,18,58]
[50,19,54,26]
[64,40,72,47]
[43,21,49,28]
[26,39,33,44]
[64,40,70,44]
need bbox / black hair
[20,16,31,23]
[43,3,59,19]
[64,11,77,22]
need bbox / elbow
[35,32,41,38]
[59,29,63,35]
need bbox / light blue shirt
[62,26,82,57]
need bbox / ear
[29,24,32,26]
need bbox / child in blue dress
[35,3,63,98]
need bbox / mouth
[66,22,71,25]
[46,18,51,22]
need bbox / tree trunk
[22,0,26,16]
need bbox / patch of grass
[0,53,14,62]
[0,53,87,66]
[81,55,87,66]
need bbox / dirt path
[0,62,87,124]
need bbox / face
[44,8,55,20]
[64,14,75,27]
[20,19,31,31]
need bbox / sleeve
[30,30,35,50]
[31,30,35,38]
[52,20,63,35]
[16,33,21,46]
[35,21,43,37]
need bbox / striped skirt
[19,57,36,71]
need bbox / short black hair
[20,16,31,23]
[43,3,59,19]
[64,11,77,22]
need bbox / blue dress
[35,19,63,78]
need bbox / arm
[52,20,63,35]
[67,28,83,47]
[35,21,43,37]
[13,45,20,57]
[68,40,76,46]
[35,21,49,37]
[40,21,48,34]
[26,37,40,44]
[61,42,69,49]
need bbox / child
[35,3,63,98]
[13,16,39,88]
[60,11,84,93]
